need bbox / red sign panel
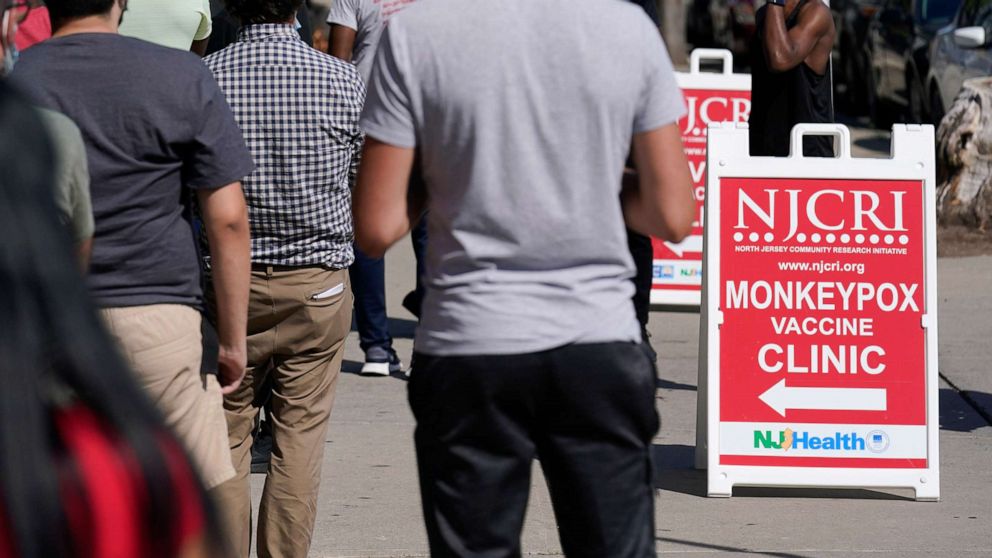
[717,178,928,468]
[653,89,752,297]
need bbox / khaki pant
[100,304,235,488]
[214,266,352,558]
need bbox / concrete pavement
[247,127,991,556]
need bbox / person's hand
[217,343,247,395]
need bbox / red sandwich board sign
[700,123,940,500]
[652,49,751,307]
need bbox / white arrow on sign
[758,379,887,417]
[664,235,703,257]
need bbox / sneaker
[361,345,402,376]
[250,414,273,474]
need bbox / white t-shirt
[119,0,212,51]
[361,0,686,356]
[326,0,418,82]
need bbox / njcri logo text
[735,188,908,242]
[753,429,889,453]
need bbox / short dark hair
[45,0,116,25]
[223,0,304,25]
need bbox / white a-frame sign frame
[696,123,940,501]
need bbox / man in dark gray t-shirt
[353,0,695,554]
[14,0,254,490]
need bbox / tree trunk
[658,0,688,66]
[936,77,992,232]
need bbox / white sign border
[700,122,940,501]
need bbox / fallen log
[936,77,992,231]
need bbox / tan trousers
[214,266,352,558]
[100,304,235,488]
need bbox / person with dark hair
[0,79,226,558]
[749,0,835,157]
[2,0,93,268]
[204,0,362,555]
[354,0,694,555]
[12,0,255,493]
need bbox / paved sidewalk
[248,129,991,556]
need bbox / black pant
[627,229,653,328]
[409,342,659,557]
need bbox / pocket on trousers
[304,276,347,308]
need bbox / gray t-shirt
[37,108,94,243]
[362,0,686,356]
[326,0,418,83]
[14,33,255,308]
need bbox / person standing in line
[328,0,424,375]
[354,1,695,555]
[118,0,214,55]
[0,78,227,558]
[1,0,93,269]
[626,0,664,361]
[204,0,362,555]
[749,0,835,157]
[13,0,254,492]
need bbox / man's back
[363,0,685,355]
[204,25,364,268]
[14,34,253,307]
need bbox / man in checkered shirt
[204,0,363,555]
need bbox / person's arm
[329,24,357,59]
[352,137,420,258]
[761,1,833,72]
[196,183,250,394]
[190,38,209,56]
[621,123,695,242]
[76,238,92,272]
[190,0,212,57]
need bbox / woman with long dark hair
[0,81,227,557]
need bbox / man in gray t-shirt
[327,0,417,83]
[353,0,695,554]
[328,0,423,375]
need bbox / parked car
[831,0,883,114]
[927,0,992,123]
[866,0,962,127]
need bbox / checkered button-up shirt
[204,24,364,268]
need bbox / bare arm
[761,1,833,73]
[190,38,209,57]
[197,183,250,395]
[76,238,92,272]
[329,24,357,59]
[622,123,695,242]
[352,137,420,258]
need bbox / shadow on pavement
[656,377,697,391]
[653,444,707,497]
[939,387,992,432]
[656,537,816,558]
[854,135,892,154]
[348,317,418,339]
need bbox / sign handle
[788,123,853,160]
[689,48,735,75]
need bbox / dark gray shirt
[14,33,254,308]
